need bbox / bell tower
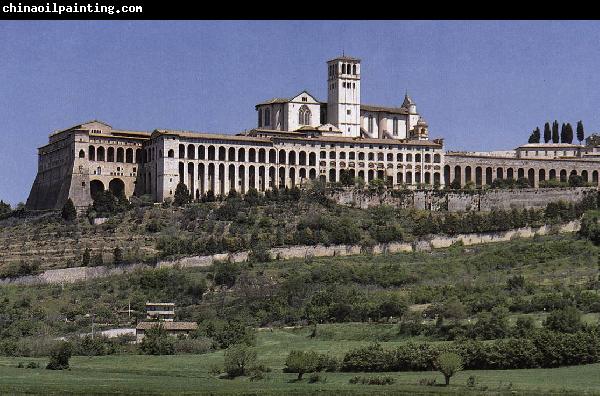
[327,56,361,137]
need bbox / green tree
[61,198,77,221]
[285,350,319,380]
[173,182,191,206]
[113,247,124,265]
[568,174,585,187]
[46,341,72,370]
[436,352,463,386]
[560,123,567,143]
[577,120,585,143]
[139,325,175,355]
[82,248,91,267]
[528,127,540,143]
[224,343,257,377]
[543,122,552,143]
[565,123,574,144]
[544,306,583,333]
[340,170,354,186]
[552,120,560,143]
[0,200,11,216]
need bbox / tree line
[528,120,585,144]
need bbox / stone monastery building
[27,56,600,210]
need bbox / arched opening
[581,170,588,182]
[90,180,105,199]
[107,147,115,162]
[135,149,142,163]
[269,149,276,164]
[239,165,246,193]
[78,149,85,158]
[218,147,226,161]
[219,164,226,195]
[268,166,276,189]
[443,165,450,185]
[465,166,472,183]
[496,167,504,180]
[228,147,236,161]
[259,148,266,163]
[507,168,514,180]
[188,163,195,196]
[433,154,441,163]
[289,167,296,187]
[485,167,493,185]
[228,164,236,192]
[298,105,312,125]
[97,146,105,161]
[424,172,431,185]
[208,163,215,193]
[593,170,599,184]
[109,178,125,198]
[179,162,185,184]
[116,147,124,163]
[329,168,336,183]
[289,151,296,165]
[279,149,286,164]
[167,149,174,158]
[518,168,525,180]
[238,148,246,162]
[549,169,556,180]
[179,144,185,159]
[527,168,535,187]
[126,148,134,163]
[309,152,316,166]
[187,144,195,159]
[249,148,256,162]
[433,172,441,186]
[198,163,205,195]
[406,171,413,185]
[208,146,215,160]
[560,169,567,182]
[539,169,546,182]
[88,146,95,161]
[198,145,205,160]
[454,166,462,185]
[278,167,286,188]
[259,166,266,191]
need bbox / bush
[61,199,77,221]
[544,306,583,334]
[173,182,191,206]
[139,326,175,355]
[308,373,326,383]
[173,337,213,354]
[223,343,257,377]
[349,375,395,385]
[46,341,72,370]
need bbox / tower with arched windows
[327,56,361,137]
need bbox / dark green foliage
[201,318,256,349]
[552,120,560,143]
[560,123,567,143]
[580,211,600,245]
[0,200,10,216]
[543,122,552,143]
[349,375,395,385]
[46,341,72,370]
[139,325,175,355]
[91,190,127,216]
[284,350,320,379]
[61,199,77,222]
[213,261,240,287]
[528,127,540,143]
[569,174,585,187]
[173,182,191,206]
[113,247,124,265]
[436,352,463,385]
[82,248,91,267]
[565,123,574,144]
[544,306,583,333]
[223,343,257,377]
[577,120,585,143]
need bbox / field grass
[1,329,600,395]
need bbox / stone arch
[560,169,567,182]
[397,153,404,162]
[465,166,472,183]
[249,148,256,162]
[549,169,556,180]
[109,178,125,197]
[187,144,195,159]
[97,146,105,161]
[507,168,514,180]
[259,166,266,191]
[299,151,307,165]
[289,167,296,187]
[135,149,142,163]
[78,149,85,158]
[593,170,599,184]
[278,167,286,188]
[443,165,450,185]
[268,166,276,189]
[406,171,413,184]
[208,146,215,160]
[107,147,115,162]
[496,167,504,180]
[258,148,266,163]
[309,168,317,180]
[167,149,174,158]
[454,166,461,185]
[249,165,256,190]
[208,163,216,192]
[90,179,104,199]
[425,154,431,163]
[116,147,124,162]
[433,172,441,186]
[329,168,336,183]
[289,151,297,165]
[228,147,236,161]
[475,167,483,186]
[88,145,95,161]
[279,149,286,164]
[218,147,226,161]
[518,168,525,179]
[424,172,431,185]
[178,162,185,184]
[179,144,185,159]
[218,164,226,195]
[238,148,246,162]
[126,148,134,163]
[527,168,535,187]
[238,165,246,193]
[539,169,546,182]
[581,170,588,182]
[433,154,441,163]
[198,145,205,160]
[198,163,205,195]
[228,164,236,192]
[188,163,195,196]
[269,149,277,164]
[309,152,316,166]
[397,172,404,184]
[485,167,493,185]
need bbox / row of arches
[175,161,442,198]
[86,145,142,164]
[89,178,125,198]
[172,143,441,165]
[444,164,599,187]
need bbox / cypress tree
[61,198,77,221]
[577,120,585,143]
[565,123,574,144]
[560,123,567,143]
[528,127,540,143]
[543,122,551,143]
[173,182,191,206]
[552,120,560,143]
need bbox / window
[302,96,307,102]
[368,115,374,133]
[353,64,357,74]
[393,117,398,135]
[264,108,271,126]
[258,109,263,127]
[299,105,311,125]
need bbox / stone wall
[0,220,580,286]
[331,187,596,212]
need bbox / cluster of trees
[341,327,600,372]
[528,120,585,144]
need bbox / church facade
[26,56,600,210]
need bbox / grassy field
[1,329,600,395]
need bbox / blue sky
[2,20,600,205]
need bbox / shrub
[173,182,191,206]
[349,375,395,385]
[61,199,77,222]
[436,352,463,386]
[173,337,213,354]
[46,341,72,370]
[223,343,257,377]
[26,361,40,369]
[308,373,326,383]
[544,306,583,333]
[139,326,175,355]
